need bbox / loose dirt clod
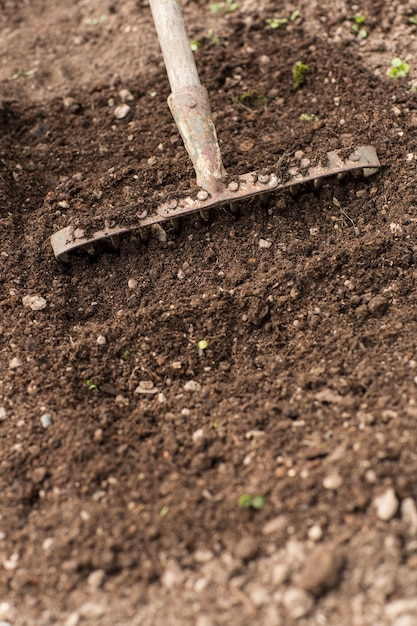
[297,544,345,596]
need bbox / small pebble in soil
[0,408,7,421]
[64,613,80,626]
[184,380,201,392]
[262,515,288,535]
[196,617,216,626]
[308,525,323,542]
[128,278,138,289]
[87,569,106,589]
[40,413,52,429]
[22,294,47,310]
[234,536,259,561]
[282,587,314,619]
[9,357,22,369]
[374,487,399,521]
[322,472,343,490]
[119,88,134,102]
[96,335,107,345]
[114,103,130,119]
[259,238,272,249]
[298,544,344,596]
[367,294,389,317]
[393,616,417,626]
[401,497,417,535]
[192,428,204,443]
[134,381,158,394]
[79,602,105,618]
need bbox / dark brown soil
[2,1,417,624]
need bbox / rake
[50,0,381,262]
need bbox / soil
[2,1,417,625]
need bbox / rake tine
[199,209,210,222]
[259,193,270,209]
[109,234,120,250]
[85,244,96,256]
[139,227,150,243]
[313,177,324,191]
[151,223,168,242]
[230,201,240,214]
[170,218,181,232]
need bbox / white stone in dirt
[0,603,14,621]
[79,602,105,618]
[393,615,417,626]
[272,563,289,585]
[22,294,47,310]
[401,497,417,535]
[259,238,272,249]
[9,357,22,369]
[192,428,204,443]
[96,334,107,345]
[322,472,343,490]
[119,88,134,102]
[184,380,201,392]
[161,563,184,589]
[282,587,314,619]
[0,408,7,421]
[87,569,105,589]
[315,388,342,404]
[128,278,138,289]
[386,599,417,620]
[40,413,52,429]
[196,616,216,626]
[308,525,323,542]
[135,381,158,394]
[64,613,80,626]
[374,487,399,521]
[114,103,130,119]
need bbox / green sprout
[412,84,417,93]
[293,61,308,89]
[209,0,239,15]
[198,339,208,351]
[160,505,169,517]
[266,17,288,29]
[290,10,300,21]
[12,68,36,80]
[85,15,107,26]
[350,15,367,39]
[299,113,319,122]
[86,379,97,391]
[206,29,221,45]
[408,16,417,25]
[190,39,201,52]
[234,89,267,109]
[389,57,410,78]
[238,494,265,510]
[122,350,131,361]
